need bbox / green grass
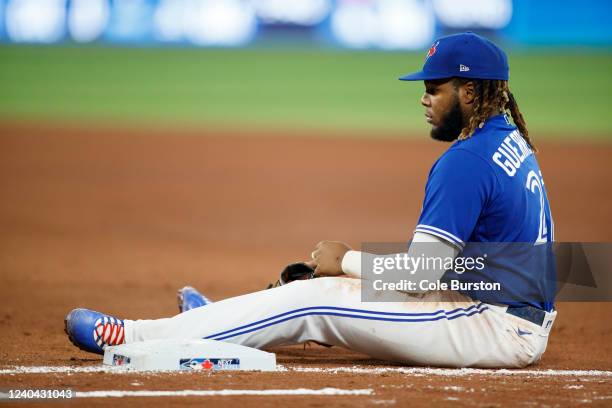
[1,45,611,137]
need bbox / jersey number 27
[526,170,552,244]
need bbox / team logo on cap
[426,41,439,59]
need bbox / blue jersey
[415,114,556,311]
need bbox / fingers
[312,240,332,259]
[309,241,330,276]
[311,248,323,260]
[304,260,317,269]
[315,240,327,249]
[309,252,322,276]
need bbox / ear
[459,81,476,105]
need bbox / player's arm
[342,232,458,280]
[310,232,458,293]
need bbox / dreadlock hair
[452,78,536,153]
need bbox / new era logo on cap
[460,64,470,72]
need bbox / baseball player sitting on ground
[65,32,557,368]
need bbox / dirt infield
[0,120,611,406]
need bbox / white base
[102,339,276,372]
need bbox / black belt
[505,305,546,326]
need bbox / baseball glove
[266,262,333,348]
[267,262,317,289]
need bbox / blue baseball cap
[399,32,509,81]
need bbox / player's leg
[124,277,545,368]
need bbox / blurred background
[0,0,611,136]
[1,0,611,369]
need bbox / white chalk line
[73,388,373,398]
[291,366,612,377]
[1,365,611,377]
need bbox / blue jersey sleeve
[415,148,499,248]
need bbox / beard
[430,97,464,142]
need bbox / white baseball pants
[124,277,555,368]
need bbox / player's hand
[306,241,352,277]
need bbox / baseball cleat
[64,308,125,355]
[177,286,213,313]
